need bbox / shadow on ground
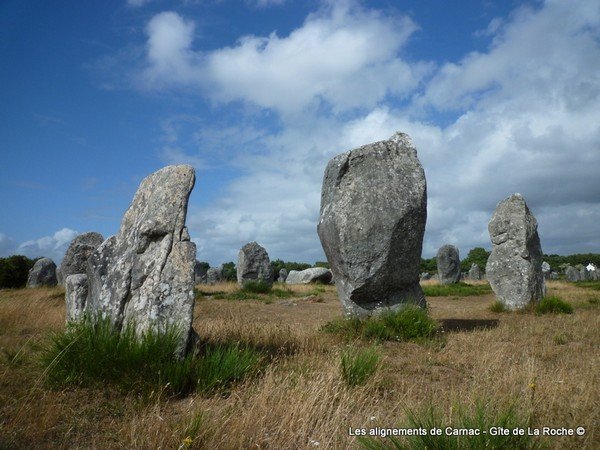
[439,318,499,333]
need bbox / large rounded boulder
[285,267,333,284]
[26,257,58,287]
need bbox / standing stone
[278,268,288,283]
[565,265,580,282]
[74,165,197,356]
[580,268,590,281]
[237,242,273,287]
[437,245,461,285]
[468,263,481,281]
[317,132,427,317]
[206,266,223,284]
[549,271,559,280]
[591,270,600,281]
[486,194,545,310]
[65,274,88,323]
[194,261,208,284]
[26,257,58,287]
[285,267,333,284]
[419,272,431,280]
[541,261,551,274]
[57,232,104,285]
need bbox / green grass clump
[575,281,600,290]
[553,333,569,345]
[340,346,381,387]
[194,344,265,393]
[322,306,438,342]
[195,287,232,300]
[270,287,294,298]
[309,285,327,295]
[214,285,293,301]
[358,400,543,450]
[422,282,492,297]
[41,317,265,397]
[489,301,507,313]
[535,296,573,315]
[241,280,272,294]
[214,291,256,301]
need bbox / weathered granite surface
[68,165,197,356]
[26,257,57,287]
[285,267,333,284]
[486,194,545,310]
[317,132,427,317]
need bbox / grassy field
[0,280,598,449]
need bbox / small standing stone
[468,263,481,281]
[541,261,551,273]
[26,257,58,287]
[486,194,545,310]
[580,268,590,281]
[194,261,208,284]
[437,245,461,285]
[237,242,273,287]
[278,268,288,283]
[565,266,580,282]
[206,266,223,284]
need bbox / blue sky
[1,0,599,266]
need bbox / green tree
[221,262,237,281]
[270,259,313,280]
[543,253,600,272]
[0,255,37,288]
[420,257,437,274]
[196,261,210,272]
[460,247,491,272]
[270,259,286,280]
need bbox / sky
[1,0,599,266]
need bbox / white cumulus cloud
[130,0,600,265]
[4,228,81,263]
[143,11,198,87]
[141,1,431,115]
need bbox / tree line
[3,250,599,289]
[420,248,600,274]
